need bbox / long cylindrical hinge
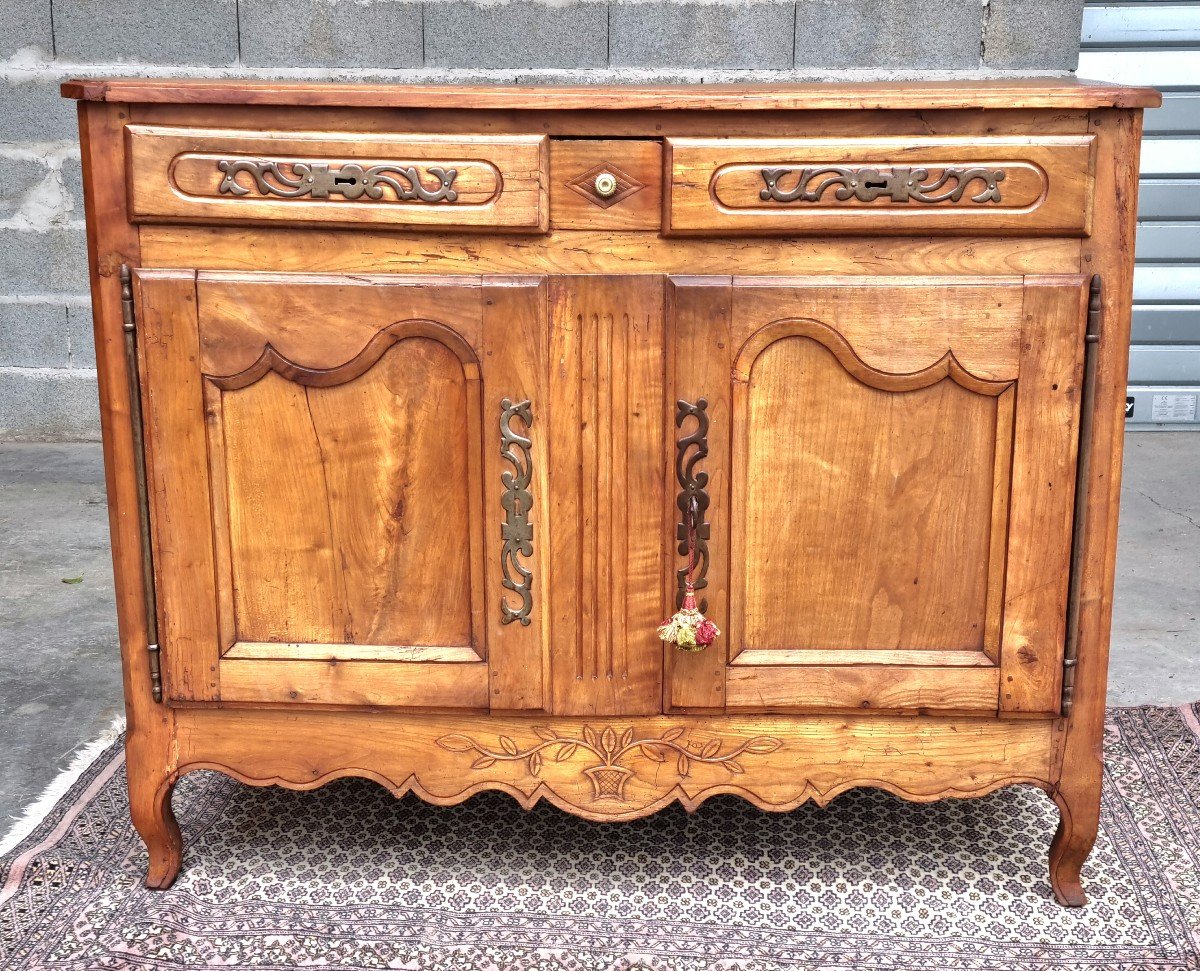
[1062,274,1103,716]
[120,264,162,703]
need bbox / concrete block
[0,368,100,441]
[0,157,48,216]
[0,302,70,368]
[0,228,90,295]
[425,1,608,70]
[52,0,239,66]
[610,1,795,71]
[794,0,982,69]
[67,304,95,369]
[60,157,85,217]
[240,0,424,69]
[984,0,1084,71]
[0,75,80,144]
[0,2,53,60]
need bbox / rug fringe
[0,715,126,857]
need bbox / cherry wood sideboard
[64,78,1159,905]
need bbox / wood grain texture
[727,278,1020,693]
[135,268,222,702]
[548,276,666,716]
[725,666,1001,715]
[734,332,1007,658]
[482,278,552,712]
[549,139,662,231]
[170,707,1056,820]
[664,278,732,712]
[999,277,1090,716]
[1048,109,1145,907]
[78,100,182,888]
[666,135,1095,236]
[138,271,564,710]
[125,104,1098,142]
[138,227,1085,278]
[218,658,489,709]
[62,78,1162,110]
[212,339,479,651]
[127,126,548,232]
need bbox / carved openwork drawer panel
[125,126,549,232]
[665,136,1096,236]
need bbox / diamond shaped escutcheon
[565,161,645,210]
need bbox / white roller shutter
[1080,2,1200,428]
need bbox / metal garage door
[1081,2,1200,428]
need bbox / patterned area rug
[2,705,1199,970]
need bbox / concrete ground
[1,436,1198,832]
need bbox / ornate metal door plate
[217,159,459,203]
[499,398,535,626]
[760,165,1007,205]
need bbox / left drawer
[125,125,549,232]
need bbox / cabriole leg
[1048,786,1099,907]
[126,733,183,890]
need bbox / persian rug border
[0,715,125,860]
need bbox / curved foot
[1049,789,1097,907]
[131,777,183,890]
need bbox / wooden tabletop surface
[61,77,1162,111]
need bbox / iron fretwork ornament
[659,398,719,652]
[499,398,534,626]
[217,159,459,203]
[759,165,1006,205]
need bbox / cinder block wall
[0,0,1085,441]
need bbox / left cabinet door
[133,270,550,711]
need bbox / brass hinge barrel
[1062,274,1103,716]
[120,264,162,703]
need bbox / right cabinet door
[667,275,1090,717]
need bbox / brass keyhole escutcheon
[594,171,618,199]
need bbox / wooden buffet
[63,77,1159,904]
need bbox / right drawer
[664,135,1095,236]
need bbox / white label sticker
[1151,393,1198,422]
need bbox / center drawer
[125,125,549,232]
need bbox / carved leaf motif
[436,727,783,803]
[436,734,475,753]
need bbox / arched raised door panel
[132,269,551,712]
[666,275,1090,717]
